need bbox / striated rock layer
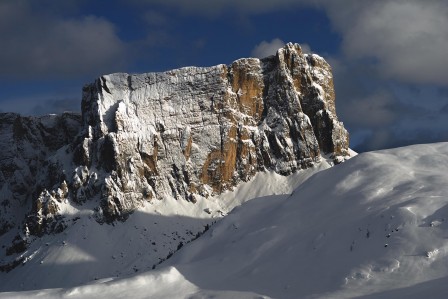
[75,43,349,221]
[0,43,349,239]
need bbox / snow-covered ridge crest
[76,42,349,221]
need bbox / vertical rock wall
[73,43,349,221]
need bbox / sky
[0,0,447,152]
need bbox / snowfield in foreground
[0,160,331,293]
[3,143,448,298]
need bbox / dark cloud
[350,99,448,152]
[129,0,306,16]
[441,104,448,114]
[340,88,448,152]
[30,98,80,116]
[142,10,169,26]
[330,54,448,152]
[317,0,448,151]
[322,0,448,86]
[355,126,448,152]
[142,0,448,86]
[339,91,396,128]
[1,0,446,153]
[438,88,448,98]
[1,96,80,116]
[0,1,127,79]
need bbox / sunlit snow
[3,143,448,298]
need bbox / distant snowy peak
[76,42,349,221]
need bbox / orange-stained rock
[0,43,350,225]
[72,43,350,221]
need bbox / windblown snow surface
[3,143,448,298]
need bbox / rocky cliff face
[0,112,81,260]
[0,43,349,262]
[73,43,349,222]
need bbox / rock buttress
[74,42,350,221]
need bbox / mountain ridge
[75,42,349,222]
[0,43,349,274]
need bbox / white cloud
[251,39,285,58]
[300,43,312,54]
[251,39,312,58]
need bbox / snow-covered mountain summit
[0,43,349,275]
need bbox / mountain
[77,42,349,221]
[3,142,448,299]
[0,113,81,250]
[0,43,349,277]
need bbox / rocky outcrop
[72,43,349,221]
[0,43,349,233]
[0,112,81,237]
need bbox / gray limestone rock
[0,42,349,240]
[74,43,349,221]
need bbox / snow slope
[3,142,448,298]
[0,161,330,292]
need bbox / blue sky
[0,0,447,152]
